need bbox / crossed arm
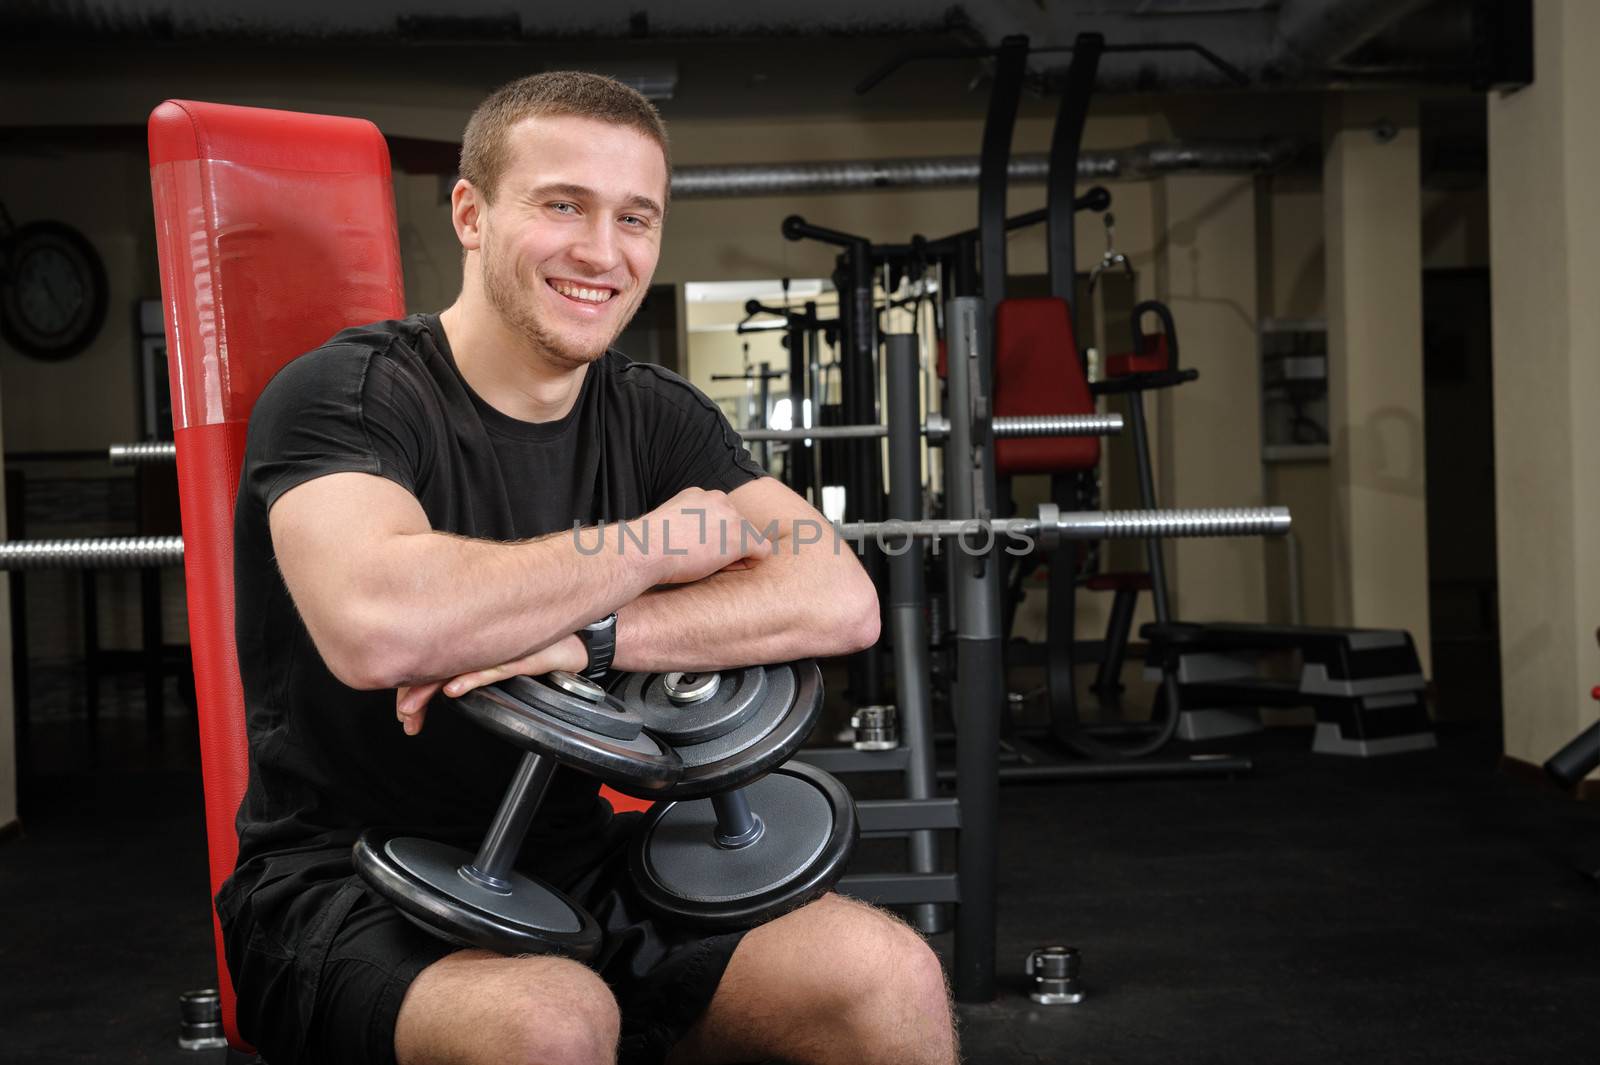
[268,471,880,730]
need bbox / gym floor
[4,673,1600,1065]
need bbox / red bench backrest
[148,99,405,1049]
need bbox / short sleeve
[244,343,430,513]
[635,366,767,505]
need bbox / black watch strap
[577,613,617,681]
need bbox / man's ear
[451,179,484,252]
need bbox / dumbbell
[353,671,682,959]
[609,662,858,930]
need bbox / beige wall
[0,149,153,456]
[1488,0,1600,768]
[1152,172,1266,622]
[1258,174,1334,627]
[1256,165,1490,635]
[1323,95,1432,673]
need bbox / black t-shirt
[221,312,765,922]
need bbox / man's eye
[551,202,577,214]
[621,215,646,227]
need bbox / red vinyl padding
[599,785,656,814]
[992,298,1099,475]
[1106,332,1171,378]
[148,99,406,1050]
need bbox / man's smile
[547,278,618,306]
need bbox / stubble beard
[481,248,633,372]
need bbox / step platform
[1141,622,1436,758]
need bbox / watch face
[1,221,108,360]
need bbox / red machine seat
[992,298,1100,476]
[148,99,406,1051]
[1106,332,1172,378]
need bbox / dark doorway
[615,283,680,373]
[1422,267,1500,728]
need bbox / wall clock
[1,219,109,361]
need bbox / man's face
[471,114,668,368]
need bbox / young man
[221,72,961,1065]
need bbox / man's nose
[568,215,621,272]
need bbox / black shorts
[222,812,747,1065]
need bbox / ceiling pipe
[1271,0,1438,81]
[668,139,1301,198]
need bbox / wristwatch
[576,613,618,681]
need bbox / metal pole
[979,37,1030,313]
[1126,391,1174,624]
[811,319,828,509]
[1048,34,1105,310]
[756,361,772,472]
[788,309,810,494]
[884,332,944,935]
[839,242,887,708]
[946,296,1002,1003]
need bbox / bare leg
[666,894,959,1065]
[395,948,621,1065]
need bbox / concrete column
[1152,173,1267,621]
[1323,95,1431,673]
[1488,0,1600,768]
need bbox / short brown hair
[460,71,671,205]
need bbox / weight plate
[453,683,681,794]
[354,831,601,960]
[648,661,823,800]
[613,666,768,745]
[628,762,858,931]
[498,673,645,741]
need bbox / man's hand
[633,488,772,585]
[394,634,588,736]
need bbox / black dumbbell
[609,662,858,930]
[353,671,681,959]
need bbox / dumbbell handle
[463,751,557,891]
[712,789,766,849]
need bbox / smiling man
[218,72,960,1065]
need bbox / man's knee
[790,897,955,1063]
[807,897,951,1021]
[398,952,620,1065]
[498,960,620,1065]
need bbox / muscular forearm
[613,537,879,672]
[292,482,769,689]
[353,521,661,687]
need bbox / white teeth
[552,281,613,304]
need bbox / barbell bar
[832,504,1290,552]
[735,412,1121,444]
[0,535,185,571]
[108,442,178,465]
[106,412,1120,465]
[0,505,1287,574]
